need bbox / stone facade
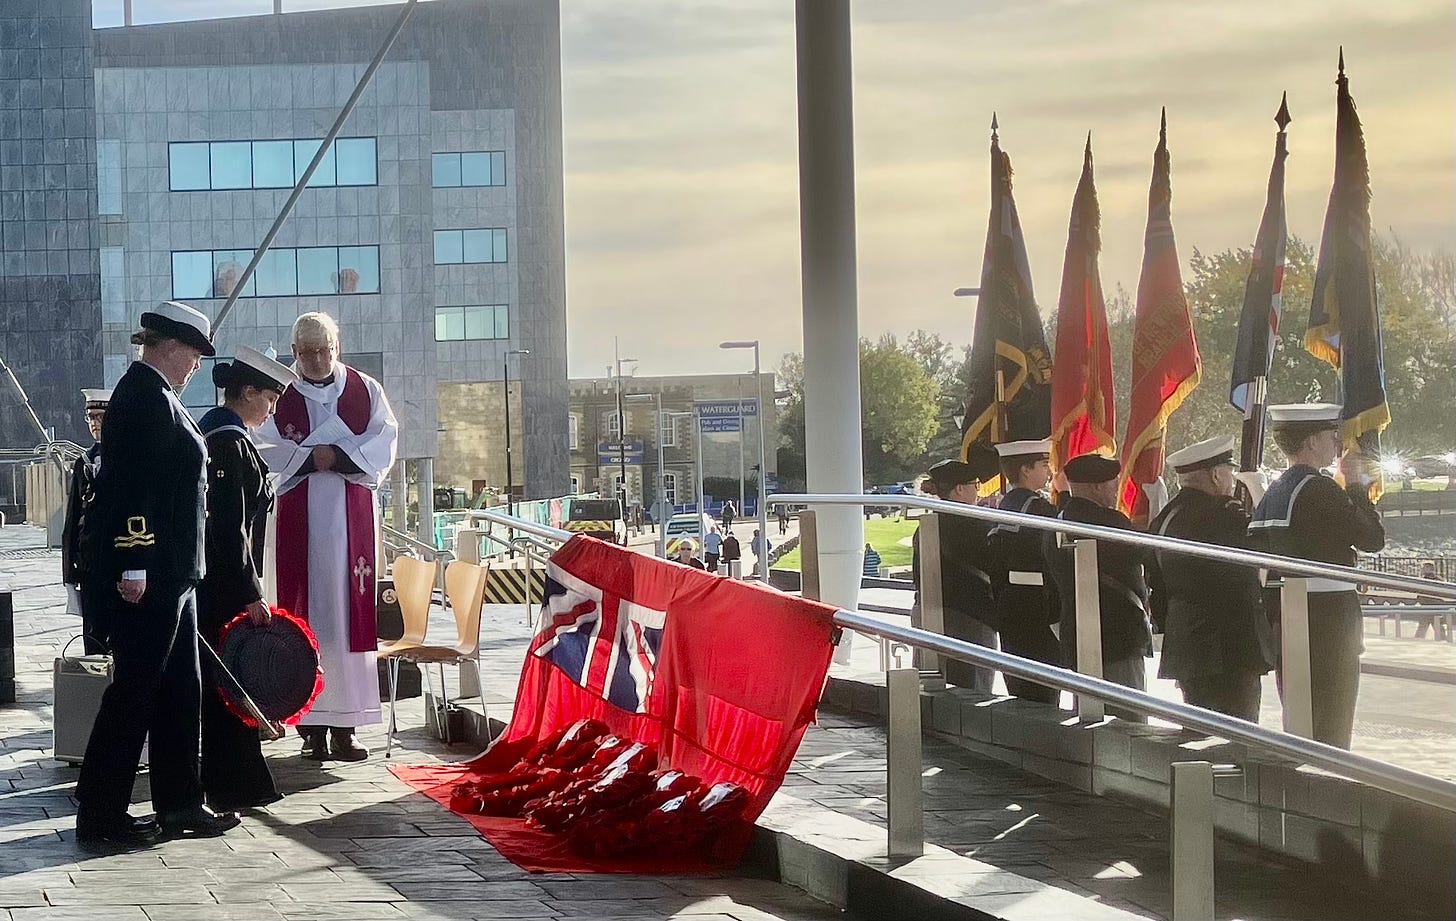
[568,372,779,512]
[0,0,102,453]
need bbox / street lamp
[503,348,529,514]
[720,340,769,581]
[612,339,638,529]
[625,391,666,557]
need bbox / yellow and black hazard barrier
[484,562,547,605]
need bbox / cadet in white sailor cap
[196,346,298,814]
[1147,434,1275,721]
[1247,404,1385,749]
[77,301,241,846]
[985,439,1061,704]
[62,388,113,653]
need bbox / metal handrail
[835,609,1456,813]
[456,506,1456,813]
[771,492,1456,601]
[381,523,451,561]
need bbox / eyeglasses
[295,345,336,360]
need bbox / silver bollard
[1170,760,1215,921]
[886,667,924,858]
[728,559,742,580]
[915,513,946,686]
[1279,577,1314,738]
[1071,538,1106,722]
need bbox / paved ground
[853,587,1456,781]
[624,517,798,576]
[0,525,841,921]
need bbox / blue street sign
[597,439,645,464]
[695,399,758,433]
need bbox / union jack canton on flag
[533,560,666,714]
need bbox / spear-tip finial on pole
[1084,130,1093,162]
[991,112,999,141]
[1338,46,1345,76]
[1159,106,1167,142]
[1275,91,1292,131]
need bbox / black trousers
[1000,620,1061,705]
[1269,592,1363,750]
[704,552,720,572]
[1178,671,1264,723]
[79,578,115,655]
[76,584,204,821]
[198,602,277,812]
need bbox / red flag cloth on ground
[390,535,838,873]
[1120,110,1202,521]
[1050,136,1117,476]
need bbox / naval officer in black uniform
[62,388,112,654]
[1148,435,1275,721]
[986,439,1061,705]
[913,455,1001,692]
[198,346,297,813]
[75,301,240,847]
[1042,453,1153,718]
[1248,404,1385,749]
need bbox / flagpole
[1238,93,1291,473]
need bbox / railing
[464,502,1456,919]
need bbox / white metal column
[796,0,864,663]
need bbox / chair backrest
[390,554,436,646]
[443,560,490,656]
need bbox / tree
[774,335,942,489]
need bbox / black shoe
[329,728,369,762]
[300,727,329,761]
[76,813,161,849]
[158,804,241,838]
[209,791,282,813]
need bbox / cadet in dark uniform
[986,439,1061,705]
[62,389,112,654]
[1042,454,1152,718]
[75,301,240,847]
[913,456,1000,693]
[1148,435,1275,721]
[1249,404,1385,749]
[198,347,297,813]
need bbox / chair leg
[385,656,400,759]
[439,662,451,745]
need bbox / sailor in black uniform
[62,389,112,654]
[986,439,1061,705]
[198,346,297,813]
[1042,453,1153,717]
[913,455,1001,693]
[75,301,241,848]
[1248,404,1385,749]
[1148,435,1275,721]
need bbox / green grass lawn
[774,515,919,572]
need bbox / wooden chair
[380,554,437,756]
[384,560,490,757]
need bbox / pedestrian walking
[861,543,881,578]
[703,525,723,572]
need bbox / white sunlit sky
[95,1,1456,378]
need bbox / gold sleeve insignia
[114,516,157,549]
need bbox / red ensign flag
[1120,111,1201,521]
[1050,136,1117,475]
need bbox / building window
[604,410,622,441]
[434,305,508,341]
[100,246,126,324]
[659,412,677,448]
[97,139,122,215]
[432,150,507,187]
[568,413,580,451]
[569,475,581,494]
[171,246,381,299]
[167,137,377,191]
[661,472,678,506]
[433,228,508,265]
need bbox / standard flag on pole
[1305,50,1390,497]
[1229,94,1291,471]
[961,115,1054,493]
[1120,109,1202,522]
[1050,135,1117,477]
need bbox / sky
[96,1,1456,379]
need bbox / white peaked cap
[994,439,1053,458]
[1267,403,1342,426]
[1167,435,1237,473]
[233,344,299,392]
[81,388,112,405]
